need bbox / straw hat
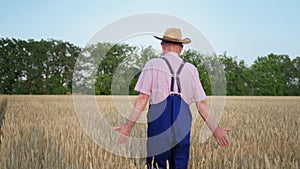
[154,28,191,44]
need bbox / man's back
[135,52,206,105]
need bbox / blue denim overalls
[146,58,192,169]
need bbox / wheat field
[0,95,299,169]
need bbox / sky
[0,0,299,65]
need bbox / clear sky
[1,0,299,65]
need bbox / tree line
[0,38,299,96]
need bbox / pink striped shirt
[134,52,206,105]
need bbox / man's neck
[163,51,180,56]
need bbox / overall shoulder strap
[161,57,186,95]
[161,57,175,94]
[161,57,174,74]
[175,62,186,94]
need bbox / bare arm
[196,100,230,146]
[112,93,149,144]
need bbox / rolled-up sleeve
[192,67,206,102]
[134,62,153,95]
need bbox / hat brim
[154,36,191,44]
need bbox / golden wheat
[0,95,299,169]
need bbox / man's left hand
[213,127,230,146]
[112,123,132,144]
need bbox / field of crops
[0,95,299,169]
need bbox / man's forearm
[196,100,218,132]
[126,93,149,127]
[196,100,230,146]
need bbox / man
[113,28,230,169]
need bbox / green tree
[290,57,300,95]
[0,38,25,94]
[0,38,80,95]
[89,43,137,95]
[220,53,252,95]
[49,40,80,94]
[250,53,293,95]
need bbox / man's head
[154,28,191,55]
[160,41,183,55]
